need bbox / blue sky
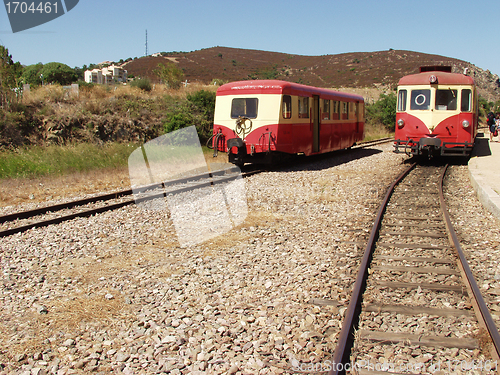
[1,0,499,78]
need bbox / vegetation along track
[329,163,500,375]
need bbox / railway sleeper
[357,330,479,349]
[363,302,473,317]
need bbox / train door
[355,101,362,135]
[313,95,320,153]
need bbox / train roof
[216,80,364,101]
[398,70,475,86]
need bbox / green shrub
[130,78,152,92]
[164,106,194,134]
[153,62,184,89]
[366,93,397,131]
[163,90,216,142]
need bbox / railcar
[394,66,478,157]
[210,80,364,165]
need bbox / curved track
[329,163,500,375]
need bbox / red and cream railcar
[394,66,478,157]
[211,80,364,165]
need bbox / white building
[84,69,103,84]
[84,65,127,84]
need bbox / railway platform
[468,132,500,220]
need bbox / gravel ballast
[2,145,500,374]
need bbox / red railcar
[394,66,478,157]
[210,80,364,165]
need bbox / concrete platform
[468,132,500,220]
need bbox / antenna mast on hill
[145,29,148,56]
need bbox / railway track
[329,163,500,374]
[0,139,392,238]
[0,166,259,238]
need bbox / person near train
[495,113,500,141]
[487,112,497,141]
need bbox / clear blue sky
[1,0,499,78]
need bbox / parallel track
[0,139,392,238]
[0,167,259,238]
[329,163,500,374]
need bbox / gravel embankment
[8,144,500,374]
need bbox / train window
[461,89,472,112]
[298,96,309,118]
[397,90,407,111]
[435,89,457,110]
[342,102,348,119]
[231,98,258,118]
[332,101,340,120]
[350,102,357,119]
[282,95,292,119]
[322,99,330,120]
[410,89,430,110]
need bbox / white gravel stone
[0,144,443,374]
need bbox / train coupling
[227,138,247,166]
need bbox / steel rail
[439,165,500,358]
[352,137,393,149]
[0,189,135,224]
[328,162,416,375]
[0,137,388,228]
[329,163,500,374]
[0,137,391,238]
[0,167,241,224]
[0,169,256,238]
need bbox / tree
[21,63,44,86]
[153,62,184,89]
[0,45,23,107]
[40,62,78,85]
[73,66,85,81]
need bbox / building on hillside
[84,65,127,84]
[84,69,103,84]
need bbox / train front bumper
[394,138,473,156]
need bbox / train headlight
[397,119,405,128]
[462,120,470,128]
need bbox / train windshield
[231,98,258,118]
[397,90,407,111]
[410,89,431,110]
[435,89,457,110]
[461,89,472,112]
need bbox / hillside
[123,47,500,101]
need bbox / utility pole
[145,29,148,57]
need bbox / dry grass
[23,82,218,105]
[364,122,394,141]
[0,241,183,361]
[0,295,133,360]
[48,294,132,331]
[0,147,227,208]
[0,166,130,207]
[195,210,283,256]
[62,241,184,285]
